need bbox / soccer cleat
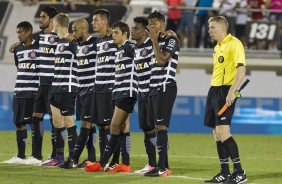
[143,167,170,177]
[165,168,171,176]
[59,159,78,169]
[135,164,155,175]
[224,171,247,184]
[2,156,26,164]
[104,162,119,171]
[77,159,89,168]
[205,173,230,183]
[41,158,64,167]
[84,162,104,172]
[107,163,131,173]
[25,156,42,165]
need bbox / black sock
[99,128,110,161]
[121,132,131,165]
[16,129,27,159]
[55,127,66,160]
[223,137,243,173]
[50,118,56,159]
[72,127,90,163]
[67,125,77,158]
[111,135,120,164]
[216,141,230,175]
[32,117,43,160]
[86,127,96,162]
[144,132,157,167]
[100,134,120,167]
[166,138,169,169]
[156,130,168,171]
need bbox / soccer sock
[144,132,157,167]
[111,135,120,164]
[32,117,43,160]
[67,125,77,158]
[86,127,96,162]
[216,141,230,175]
[99,128,110,161]
[16,129,27,159]
[156,130,168,171]
[166,138,170,169]
[223,137,243,173]
[55,127,66,160]
[72,127,90,163]
[50,118,56,159]
[100,134,120,168]
[121,132,131,166]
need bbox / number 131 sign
[246,21,278,41]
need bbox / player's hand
[164,30,177,39]
[65,33,75,42]
[9,42,20,53]
[146,25,160,42]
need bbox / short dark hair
[93,9,110,22]
[17,21,33,33]
[41,6,59,19]
[148,10,165,22]
[133,16,148,29]
[112,21,130,39]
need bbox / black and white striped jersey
[134,38,153,98]
[150,35,179,95]
[38,31,59,85]
[113,40,138,100]
[13,40,39,98]
[51,38,78,93]
[77,36,97,94]
[95,35,117,93]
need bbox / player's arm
[9,42,20,53]
[226,65,246,106]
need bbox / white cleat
[2,156,26,164]
[134,164,155,175]
[25,156,42,165]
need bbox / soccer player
[3,21,39,164]
[59,19,97,168]
[24,6,59,165]
[131,16,157,175]
[144,11,179,177]
[42,13,78,166]
[84,21,137,173]
[204,16,247,184]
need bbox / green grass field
[0,131,281,184]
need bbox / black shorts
[148,85,177,127]
[50,93,76,116]
[138,95,155,130]
[204,86,236,128]
[94,92,114,126]
[13,98,35,124]
[33,85,52,114]
[76,92,96,123]
[114,97,136,113]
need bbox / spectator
[177,0,196,48]
[235,0,248,46]
[165,0,183,32]
[219,0,238,35]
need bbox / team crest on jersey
[58,44,65,53]
[82,46,89,54]
[140,48,148,57]
[168,39,176,47]
[103,42,109,51]
[118,51,124,60]
[48,35,56,44]
[28,50,37,59]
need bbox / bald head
[72,19,89,42]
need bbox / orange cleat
[107,163,131,173]
[84,162,104,172]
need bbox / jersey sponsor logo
[135,62,150,70]
[58,44,65,53]
[41,47,55,54]
[48,35,57,44]
[55,57,65,64]
[116,63,126,71]
[78,59,89,66]
[218,56,224,63]
[28,50,38,59]
[98,56,110,64]
[18,63,36,69]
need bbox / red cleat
[107,163,131,173]
[84,162,104,172]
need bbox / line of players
[5,6,179,177]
